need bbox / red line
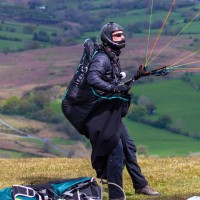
[145,0,176,63]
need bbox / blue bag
[0,177,101,200]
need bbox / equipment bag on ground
[0,177,102,200]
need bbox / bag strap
[100,179,126,200]
[12,185,43,200]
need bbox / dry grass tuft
[0,157,200,199]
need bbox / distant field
[0,39,24,50]
[1,1,200,52]
[124,119,200,157]
[4,21,60,32]
[0,149,29,158]
[0,20,61,52]
[0,114,90,158]
[90,2,200,40]
[104,10,183,28]
[132,76,200,136]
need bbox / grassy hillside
[124,119,200,156]
[0,114,90,158]
[131,76,200,136]
[0,0,199,52]
[0,20,61,52]
[0,157,200,199]
[82,1,200,41]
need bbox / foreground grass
[0,157,200,199]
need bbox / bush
[137,95,156,114]
[8,27,16,32]
[156,114,172,129]
[63,37,77,46]
[128,105,147,121]
[32,31,50,42]
[31,107,56,122]
[51,32,57,37]
[18,99,32,115]
[22,25,36,34]
[0,96,21,115]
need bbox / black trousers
[107,122,148,199]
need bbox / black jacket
[87,52,122,93]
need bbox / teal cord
[91,87,129,101]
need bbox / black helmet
[100,22,125,50]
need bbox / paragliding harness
[62,37,99,101]
[0,177,102,200]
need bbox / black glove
[112,84,130,93]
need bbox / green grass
[170,21,200,34]
[131,77,200,135]
[124,119,200,156]
[51,137,76,145]
[0,20,62,51]
[4,21,61,33]
[104,10,183,28]
[0,30,32,40]
[0,39,25,50]
[20,138,45,149]
[0,149,41,158]
[0,149,26,158]
[177,4,200,12]
[50,99,62,113]
[190,75,200,84]
[0,157,200,199]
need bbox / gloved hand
[112,84,130,93]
